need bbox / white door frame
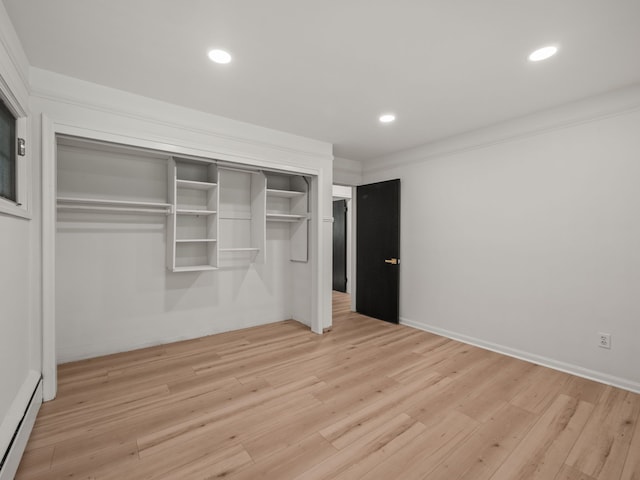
[40,115,325,400]
[332,184,357,310]
[332,185,354,295]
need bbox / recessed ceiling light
[379,114,396,123]
[208,49,232,64]
[528,46,558,62]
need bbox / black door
[356,179,400,323]
[332,199,347,292]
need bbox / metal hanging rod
[57,196,171,208]
[57,205,170,215]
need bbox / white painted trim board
[400,317,640,395]
[0,372,41,480]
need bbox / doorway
[332,185,353,298]
[332,199,347,292]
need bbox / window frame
[0,87,30,220]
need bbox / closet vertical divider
[250,171,267,265]
[206,162,220,269]
[167,157,177,271]
[168,157,219,272]
[289,176,309,262]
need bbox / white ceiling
[4,0,640,161]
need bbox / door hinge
[17,138,26,156]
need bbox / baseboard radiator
[0,375,42,480]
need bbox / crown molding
[364,83,640,175]
[29,68,333,162]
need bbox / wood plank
[456,356,537,423]
[291,413,424,480]
[137,443,252,480]
[565,387,640,479]
[554,464,598,480]
[26,440,139,480]
[426,403,535,480]
[620,406,640,480]
[242,401,349,462]
[560,376,606,405]
[403,353,509,424]
[136,376,324,455]
[358,411,480,480]
[510,366,571,414]
[490,394,594,480]
[318,373,442,449]
[228,433,337,480]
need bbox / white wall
[0,215,33,453]
[363,85,640,392]
[0,1,40,467]
[55,211,295,362]
[28,68,334,363]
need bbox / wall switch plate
[598,332,611,349]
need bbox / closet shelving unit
[217,167,266,264]
[265,173,309,262]
[265,174,308,222]
[266,188,306,222]
[56,137,311,272]
[167,157,219,272]
[56,137,172,217]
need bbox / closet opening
[42,130,322,400]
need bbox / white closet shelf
[173,265,219,272]
[266,188,305,198]
[175,239,217,243]
[175,209,217,216]
[57,196,171,208]
[57,196,171,214]
[176,179,218,190]
[219,212,252,220]
[266,213,307,222]
[219,248,260,252]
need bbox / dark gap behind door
[332,199,347,292]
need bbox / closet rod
[57,205,170,214]
[57,196,171,208]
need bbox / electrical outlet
[598,333,611,349]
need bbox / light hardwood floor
[17,291,640,479]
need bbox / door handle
[384,258,399,265]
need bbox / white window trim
[0,91,31,220]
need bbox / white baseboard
[0,372,42,480]
[400,317,640,395]
[56,315,293,364]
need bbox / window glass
[0,99,17,202]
